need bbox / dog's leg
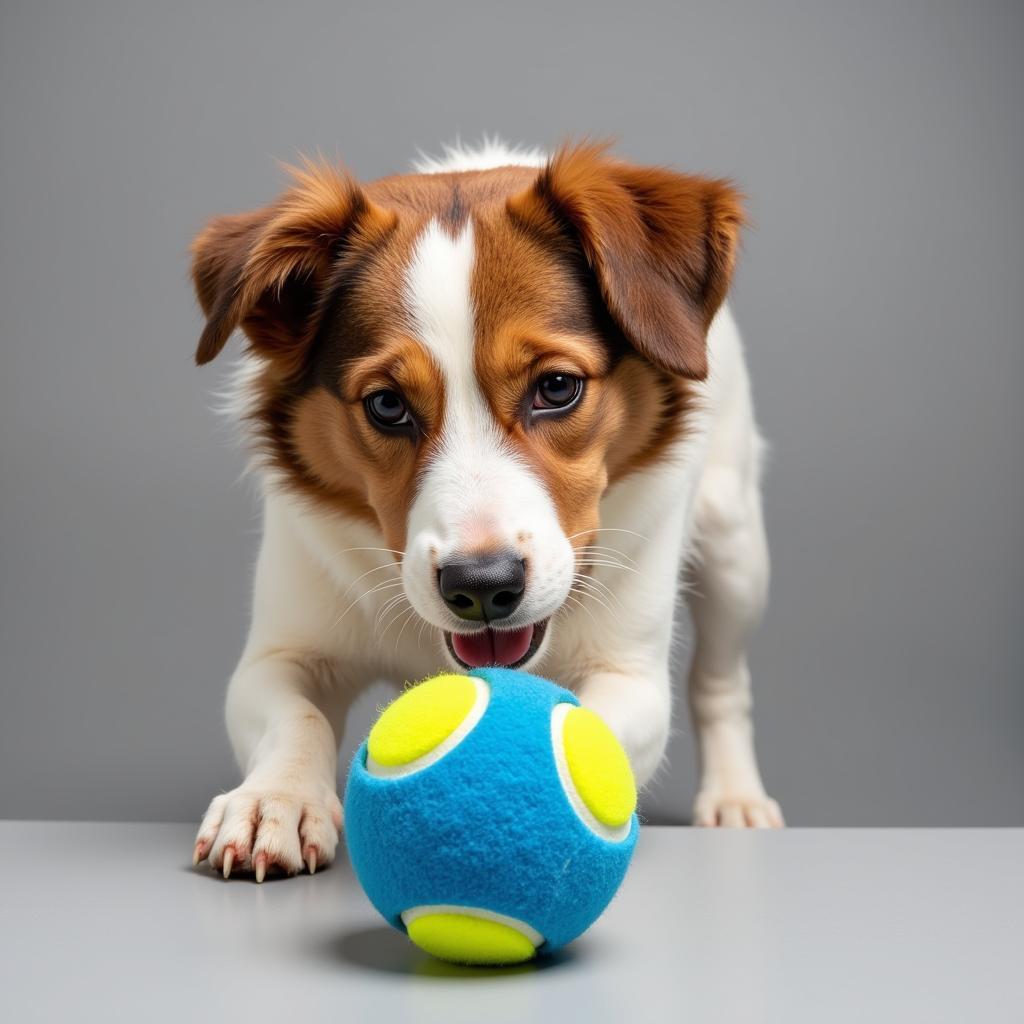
[191,497,364,879]
[575,667,672,789]
[685,461,782,827]
[192,651,349,879]
[562,475,687,795]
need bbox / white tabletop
[1,822,1021,1023]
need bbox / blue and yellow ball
[344,668,638,965]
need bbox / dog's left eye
[533,373,582,412]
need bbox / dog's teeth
[222,849,234,879]
[255,857,266,884]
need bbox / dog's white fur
[413,136,547,174]
[402,219,576,644]
[195,142,780,879]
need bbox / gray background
[1,0,1021,826]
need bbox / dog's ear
[191,160,396,369]
[507,143,744,380]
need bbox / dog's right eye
[365,389,413,433]
[532,372,583,414]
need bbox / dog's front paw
[192,782,343,881]
[693,789,784,829]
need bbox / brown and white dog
[190,140,782,882]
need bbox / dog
[190,140,782,881]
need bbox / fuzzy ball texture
[344,667,639,965]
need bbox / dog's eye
[533,373,582,412]
[365,389,412,432]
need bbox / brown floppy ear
[191,160,395,369]
[507,143,744,380]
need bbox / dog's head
[192,143,742,669]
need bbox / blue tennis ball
[344,667,639,966]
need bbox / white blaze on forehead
[404,219,477,405]
[404,218,498,445]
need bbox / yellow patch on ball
[405,911,537,966]
[367,673,478,768]
[562,705,637,828]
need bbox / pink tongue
[452,625,534,668]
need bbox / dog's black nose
[438,553,526,622]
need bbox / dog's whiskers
[416,614,433,649]
[392,604,421,649]
[563,591,601,629]
[374,591,410,635]
[331,578,406,631]
[576,544,637,566]
[575,558,641,576]
[321,545,405,571]
[573,571,621,606]
[570,577,619,621]
[374,604,413,650]
[339,561,402,603]
[567,527,649,544]
[333,545,405,558]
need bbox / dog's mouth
[444,619,549,670]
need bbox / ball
[344,667,638,965]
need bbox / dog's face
[192,145,742,669]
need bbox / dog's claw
[195,788,341,884]
[192,843,203,867]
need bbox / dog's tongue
[452,625,534,668]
